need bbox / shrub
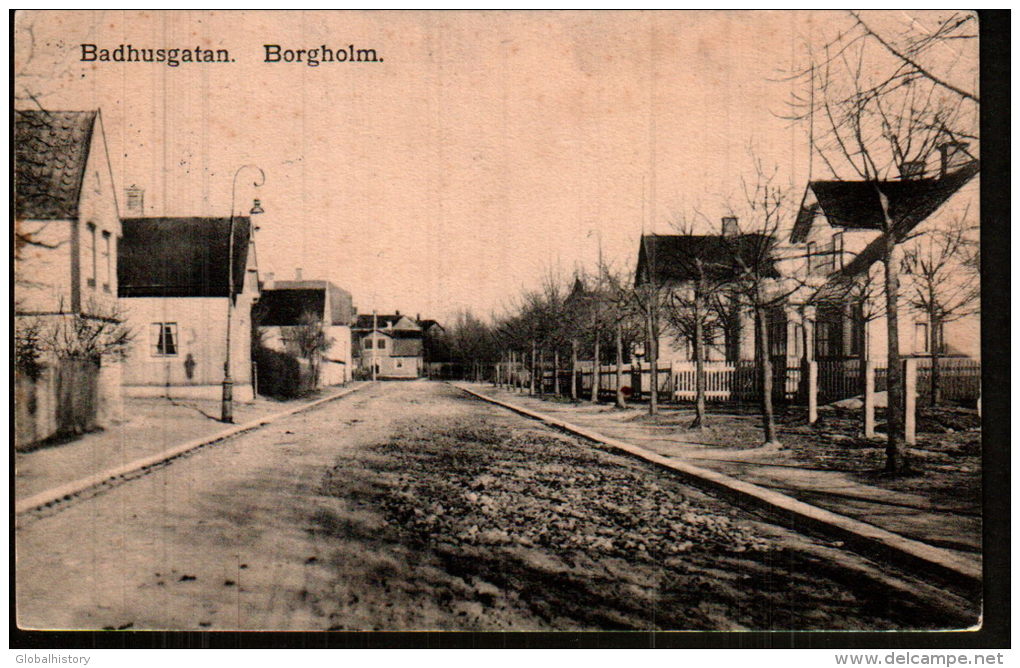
[255,346,304,399]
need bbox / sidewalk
[466,383,981,570]
[15,385,365,502]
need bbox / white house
[117,216,260,400]
[257,275,355,386]
[785,148,980,365]
[352,313,424,379]
[14,109,125,445]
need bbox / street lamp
[222,164,265,423]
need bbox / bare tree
[722,155,801,447]
[901,214,979,405]
[659,211,738,429]
[289,311,334,387]
[599,259,643,410]
[20,297,134,365]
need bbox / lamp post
[222,164,265,423]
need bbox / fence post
[863,361,875,438]
[807,361,818,424]
[904,358,917,445]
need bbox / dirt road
[15,382,978,631]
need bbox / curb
[454,383,981,590]
[16,382,373,516]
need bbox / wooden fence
[916,358,981,405]
[526,356,980,407]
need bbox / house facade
[635,231,777,364]
[117,216,260,400]
[782,150,980,367]
[352,313,424,379]
[14,109,125,444]
[258,275,355,386]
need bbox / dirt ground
[15,382,979,631]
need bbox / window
[767,311,787,358]
[914,322,930,354]
[151,322,178,356]
[377,338,386,350]
[364,338,373,350]
[832,232,844,270]
[85,223,97,287]
[101,231,112,292]
[806,241,816,273]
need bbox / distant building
[257,274,355,386]
[117,216,260,400]
[352,312,423,379]
[14,109,125,444]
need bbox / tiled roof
[118,217,252,298]
[14,110,97,220]
[636,234,780,285]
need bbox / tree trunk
[930,315,942,406]
[529,340,537,396]
[570,338,578,401]
[591,330,600,403]
[691,289,706,430]
[647,300,659,416]
[883,239,908,473]
[755,306,779,446]
[615,319,626,409]
[553,348,561,396]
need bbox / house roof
[267,279,354,326]
[15,110,98,220]
[635,234,779,285]
[417,319,444,333]
[256,288,326,326]
[118,217,252,298]
[353,314,421,332]
[791,161,980,243]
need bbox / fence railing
[521,356,980,407]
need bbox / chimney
[395,309,400,317]
[125,185,144,215]
[721,216,739,237]
[939,142,970,178]
[899,160,926,180]
[263,271,275,289]
[294,267,303,281]
[416,313,421,322]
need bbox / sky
[14,10,978,323]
